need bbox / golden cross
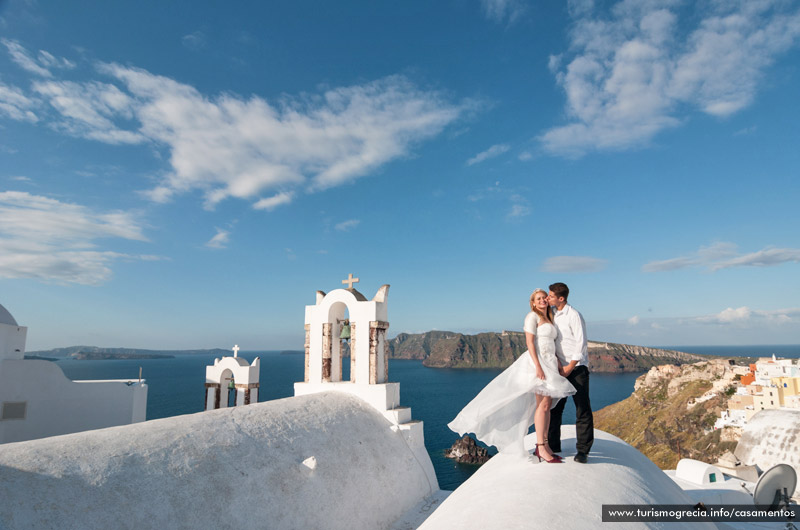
[342,273,360,289]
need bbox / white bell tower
[294,276,432,488]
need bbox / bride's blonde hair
[529,288,553,323]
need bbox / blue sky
[1,0,799,350]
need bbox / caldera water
[56,344,798,490]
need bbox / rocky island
[445,435,492,465]
[388,330,710,372]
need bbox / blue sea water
[56,352,641,490]
[51,344,800,489]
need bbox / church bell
[340,320,351,340]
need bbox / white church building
[0,302,147,444]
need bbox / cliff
[594,360,743,469]
[389,331,710,372]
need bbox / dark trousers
[548,365,593,454]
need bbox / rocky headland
[445,435,492,465]
[68,352,174,360]
[388,331,710,372]
[595,359,744,469]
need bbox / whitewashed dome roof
[0,303,17,326]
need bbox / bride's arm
[523,312,545,379]
[525,331,546,380]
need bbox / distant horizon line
[26,341,800,354]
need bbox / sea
[55,344,799,491]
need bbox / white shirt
[553,304,588,367]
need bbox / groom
[547,282,594,463]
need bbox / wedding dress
[448,315,576,457]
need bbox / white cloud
[591,307,800,345]
[2,39,73,77]
[468,184,532,221]
[4,40,467,210]
[734,126,757,136]
[32,80,144,144]
[37,50,76,70]
[3,38,52,77]
[205,228,230,249]
[695,306,800,326]
[466,144,510,166]
[253,191,294,211]
[507,194,531,219]
[181,31,207,51]
[335,219,361,232]
[643,242,800,272]
[105,65,466,205]
[541,1,800,156]
[507,203,530,218]
[712,247,800,270]
[587,307,800,344]
[0,82,38,122]
[541,255,608,273]
[628,315,640,325]
[481,0,525,24]
[3,41,469,210]
[0,191,151,285]
[700,306,752,324]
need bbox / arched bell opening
[219,368,234,408]
[325,301,355,383]
[339,309,354,382]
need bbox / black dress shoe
[574,452,588,463]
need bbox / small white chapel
[204,344,260,410]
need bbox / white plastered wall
[735,408,800,496]
[0,322,27,361]
[0,359,147,444]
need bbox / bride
[448,289,576,461]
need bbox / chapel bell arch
[204,345,260,410]
[293,277,437,489]
[303,275,390,386]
